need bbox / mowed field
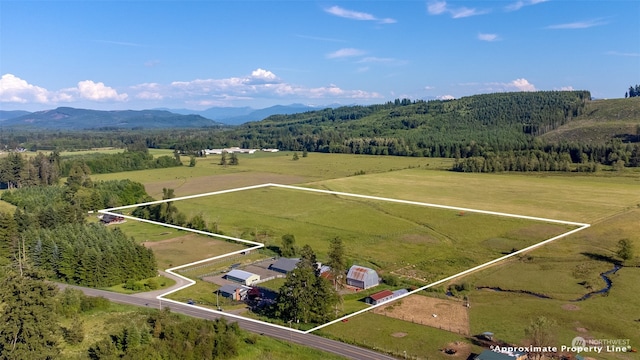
[68,152,639,359]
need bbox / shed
[366,290,394,305]
[346,265,379,289]
[269,258,300,273]
[218,284,249,301]
[225,269,260,285]
[392,289,409,298]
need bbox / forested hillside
[0,91,638,172]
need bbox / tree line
[0,146,180,190]
[625,84,640,98]
[0,266,244,359]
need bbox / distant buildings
[346,265,379,289]
[202,147,257,155]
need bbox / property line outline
[99,183,590,335]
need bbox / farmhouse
[346,265,379,289]
[269,258,300,273]
[218,284,250,301]
[225,269,260,285]
[366,289,394,305]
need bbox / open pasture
[91,152,449,198]
[143,185,576,283]
[312,169,640,223]
[140,232,248,269]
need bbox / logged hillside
[540,97,640,144]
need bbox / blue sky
[1,1,639,111]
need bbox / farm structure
[202,147,257,155]
[268,258,300,273]
[99,213,125,225]
[366,290,394,305]
[218,284,250,301]
[225,269,260,286]
[346,265,379,289]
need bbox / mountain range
[0,104,335,129]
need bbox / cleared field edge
[97,183,590,335]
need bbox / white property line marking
[98,183,590,335]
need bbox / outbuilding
[225,269,260,286]
[269,258,300,273]
[346,265,379,289]
[366,289,394,305]
[218,284,250,301]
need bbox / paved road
[59,284,398,360]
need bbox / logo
[572,337,587,347]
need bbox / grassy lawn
[102,275,176,294]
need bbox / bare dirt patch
[373,295,470,335]
[562,304,580,311]
[441,341,471,357]
[391,332,407,338]
[145,172,307,198]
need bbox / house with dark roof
[346,265,379,289]
[218,284,250,301]
[225,269,260,285]
[100,213,125,225]
[366,289,394,305]
[269,258,300,273]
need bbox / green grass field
[98,153,639,359]
[148,186,574,283]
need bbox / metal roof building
[225,269,260,286]
[366,289,394,305]
[269,258,300,273]
[346,265,379,289]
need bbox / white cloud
[326,48,366,59]
[427,1,489,18]
[506,78,536,91]
[606,51,640,57]
[546,19,608,29]
[427,1,447,15]
[166,69,382,104]
[482,78,537,92]
[505,0,548,12]
[77,80,128,101]
[478,33,499,42]
[557,86,575,91]
[437,95,455,100]
[0,74,50,103]
[324,5,396,24]
[357,57,408,66]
